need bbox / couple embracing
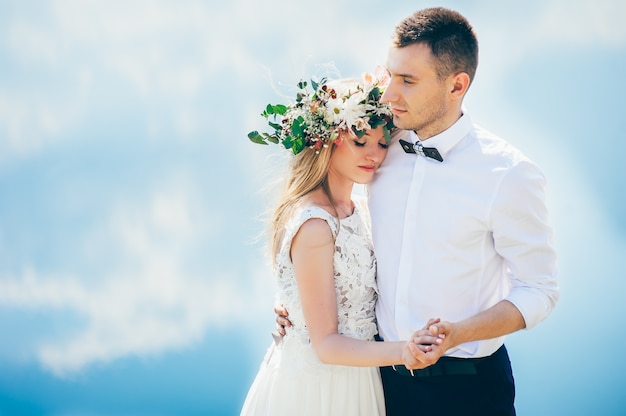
[241,7,559,416]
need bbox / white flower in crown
[352,117,369,132]
[339,89,369,133]
[363,65,390,89]
[323,96,344,125]
[248,71,395,154]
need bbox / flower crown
[248,70,394,155]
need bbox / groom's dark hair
[394,7,479,84]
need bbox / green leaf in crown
[247,69,395,155]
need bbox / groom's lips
[391,107,407,115]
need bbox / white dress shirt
[367,113,559,358]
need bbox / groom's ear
[448,72,470,100]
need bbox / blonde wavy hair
[262,76,391,265]
[269,139,336,265]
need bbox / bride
[240,73,442,415]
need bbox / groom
[278,7,559,415]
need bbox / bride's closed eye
[352,140,388,149]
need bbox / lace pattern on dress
[273,202,379,373]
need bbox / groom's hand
[403,318,446,370]
[274,302,292,336]
[423,320,453,361]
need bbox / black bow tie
[399,139,444,162]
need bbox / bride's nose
[365,146,384,164]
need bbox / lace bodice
[275,200,379,345]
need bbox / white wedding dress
[240,201,385,416]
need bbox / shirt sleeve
[490,160,560,329]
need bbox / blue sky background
[0,1,624,415]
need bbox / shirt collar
[412,112,472,160]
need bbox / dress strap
[279,206,339,259]
[295,206,339,238]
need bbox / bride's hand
[402,326,444,370]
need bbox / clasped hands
[274,303,450,371]
[401,318,449,370]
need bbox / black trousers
[380,345,515,416]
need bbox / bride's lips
[359,165,377,172]
[391,107,407,115]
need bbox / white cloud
[7,19,61,66]
[0,267,247,376]
[0,82,87,159]
[535,0,626,47]
[0,177,272,377]
[0,1,233,157]
[470,0,626,88]
[0,0,395,161]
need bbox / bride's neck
[326,172,353,204]
[326,176,354,218]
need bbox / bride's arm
[291,218,436,367]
